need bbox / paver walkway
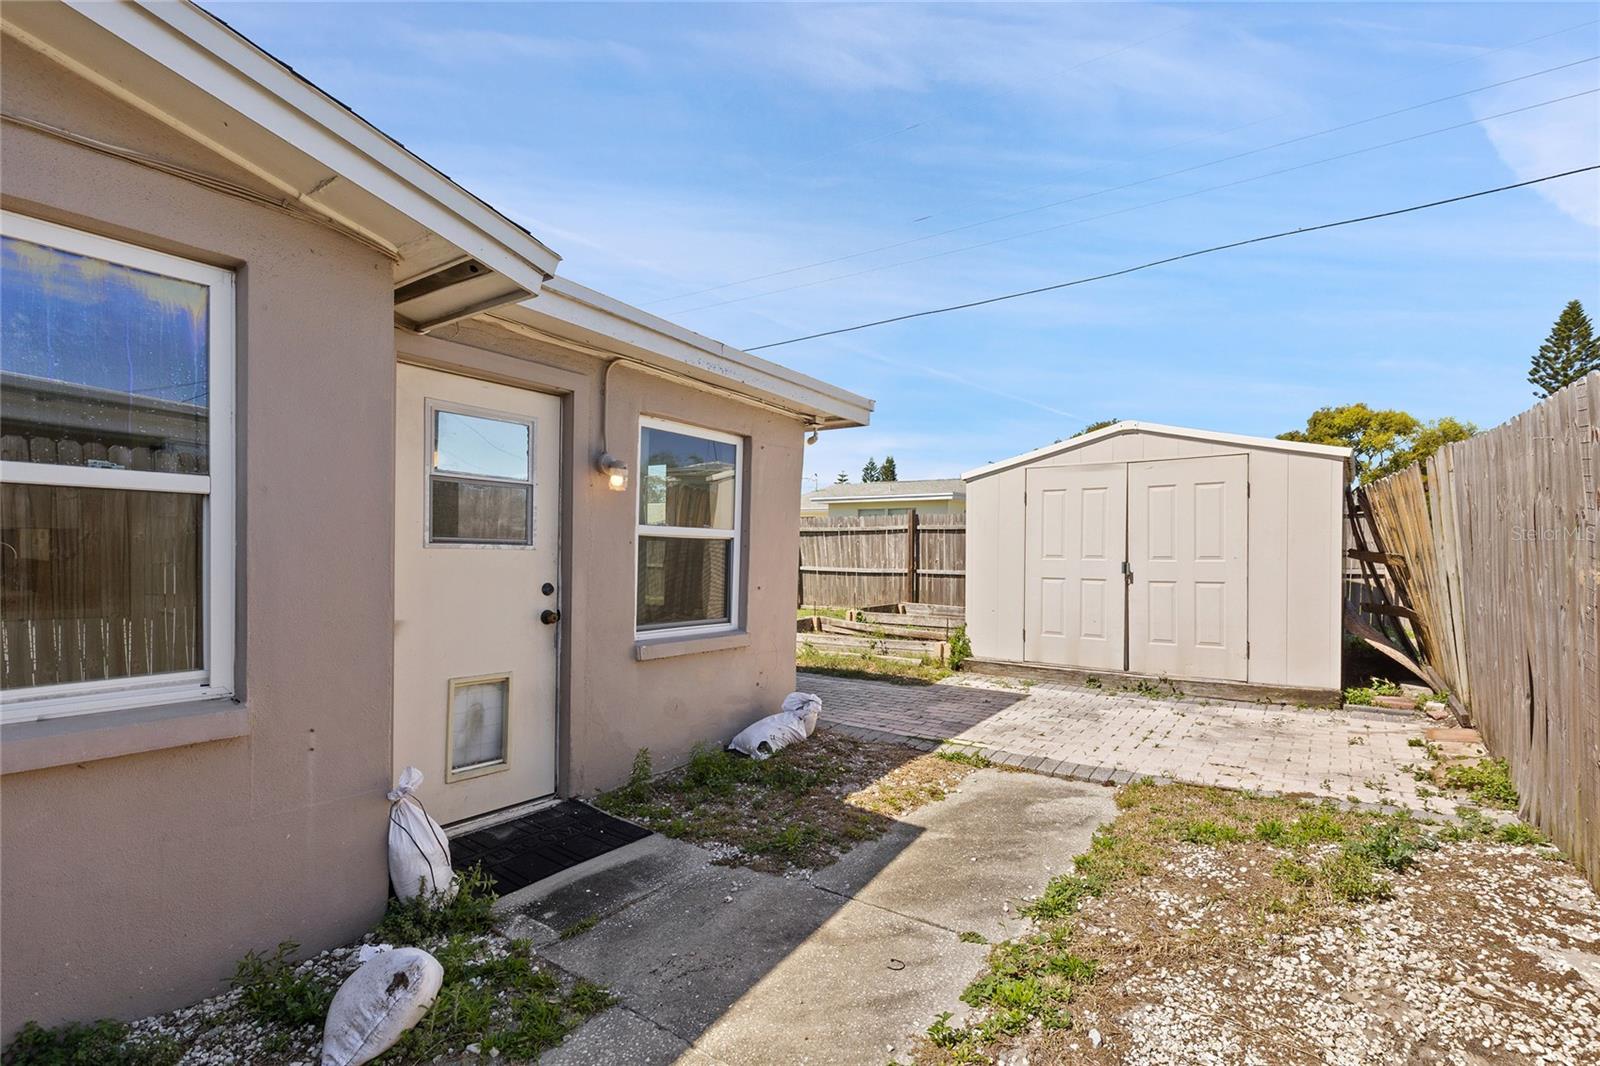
[804,672,1435,810]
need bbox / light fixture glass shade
[599,454,629,491]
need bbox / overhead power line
[680,87,1597,313]
[647,34,1599,308]
[742,165,1600,352]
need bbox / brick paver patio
[804,672,1435,809]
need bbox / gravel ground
[1037,842,1600,1065]
[121,928,599,1066]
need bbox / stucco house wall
[1,43,396,1032]
[398,324,804,796]
[0,7,855,1039]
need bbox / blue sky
[211,1,1600,486]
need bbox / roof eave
[964,421,1353,481]
[487,281,874,428]
[4,1,561,293]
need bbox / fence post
[905,510,920,604]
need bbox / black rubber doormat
[450,801,652,895]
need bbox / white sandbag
[386,767,454,901]
[728,691,822,760]
[782,691,822,735]
[320,946,443,1066]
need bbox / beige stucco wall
[397,322,806,796]
[965,428,1345,692]
[1,42,396,1035]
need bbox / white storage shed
[964,422,1352,702]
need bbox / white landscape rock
[320,947,443,1066]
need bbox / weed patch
[595,732,979,872]
[1,1021,178,1066]
[1442,757,1519,809]
[373,864,498,946]
[230,942,335,1029]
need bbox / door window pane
[430,478,530,544]
[1,484,203,689]
[639,426,736,529]
[434,411,529,480]
[0,235,209,472]
[637,536,731,629]
[449,676,508,774]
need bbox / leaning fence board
[1365,372,1599,889]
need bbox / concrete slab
[814,770,1114,941]
[499,835,709,946]
[517,765,1117,1062]
[691,893,989,1065]
[540,1005,723,1066]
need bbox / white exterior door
[1024,464,1127,671]
[394,364,561,825]
[1127,455,1248,681]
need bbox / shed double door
[1025,455,1248,681]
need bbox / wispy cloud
[1474,48,1600,226]
[385,23,648,67]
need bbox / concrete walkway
[806,672,1433,810]
[522,770,1114,1065]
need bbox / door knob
[540,609,562,625]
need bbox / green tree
[878,455,898,481]
[834,471,849,484]
[1278,404,1475,484]
[861,457,880,482]
[1073,418,1119,438]
[1529,299,1600,397]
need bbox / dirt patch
[915,783,1600,1065]
[594,730,980,873]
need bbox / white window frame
[0,211,236,724]
[423,398,539,549]
[635,416,743,639]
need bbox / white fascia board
[492,280,874,428]
[58,1,561,284]
[963,421,1353,481]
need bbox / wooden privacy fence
[1364,371,1599,888]
[798,513,966,608]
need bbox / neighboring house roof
[808,478,966,504]
[800,490,829,514]
[963,421,1353,482]
[0,0,873,430]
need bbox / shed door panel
[1024,465,1126,670]
[1128,454,1247,680]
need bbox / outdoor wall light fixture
[598,453,629,491]
[806,429,820,445]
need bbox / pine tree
[861,458,880,482]
[879,455,898,481]
[1529,299,1600,398]
[834,471,849,484]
